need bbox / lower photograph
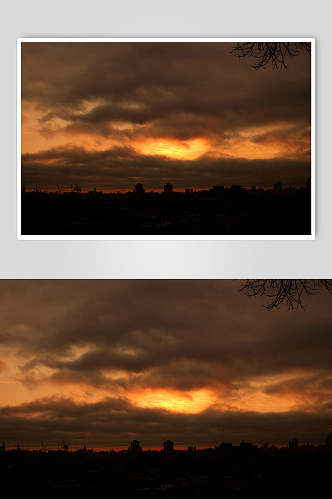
[1,279,332,499]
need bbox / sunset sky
[1,280,331,449]
[21,42,311,191]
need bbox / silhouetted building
[163,183,173,195]
[325,432,332,447]
[0,441,5,453]
[129,440,142,454]
[89,186,103,194]
[163,440,174,453]
[187,445,197,454]
[212,185,225,194]
[289,437,299,449]
[59,441,69,452]
[134,183,145,195]
[240,442,253,448]
[219,442,233,449]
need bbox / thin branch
[231,42,311,70]
[241,280,332,310]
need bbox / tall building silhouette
[134,183,145,194]
[163,183,173,195]
[325,432,332,447]
[163,440,174,453]
[289,437,299,449]
[129,440,142,453]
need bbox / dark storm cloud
[1,280,332,389]
[22,145,310,189]
[263,374,332,399]
[36,77,310,143]
[1,396,332,448]
[21,42,311,188]
[22,42,310,132]
[1,280,331,446]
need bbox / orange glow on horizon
[131,388,216,414]
[21,101,309,163]
[135,137,210,160]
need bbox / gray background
[0,0,329,278]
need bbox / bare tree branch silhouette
[231,42,311,70]
[241,279,332,309]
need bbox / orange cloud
[134,137,210,160]
[130,388,217,414]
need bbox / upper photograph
[17,39,314,240]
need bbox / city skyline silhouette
[2,434,332,498]
[21,179,311,236]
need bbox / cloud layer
[1,280,332,448]
[21,42,311,190]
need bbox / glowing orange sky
[21,42,311,190]
[134,138,210,160]
[131,388,217,413]
[0,280,331,448]
[21,105,309,162]
[0,347,321,416]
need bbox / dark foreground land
[21,185,311,236]
[1,444,332,498]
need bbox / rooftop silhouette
[1,434,332,498]
[21,180,311,236]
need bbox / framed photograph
[17,38,315,240]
